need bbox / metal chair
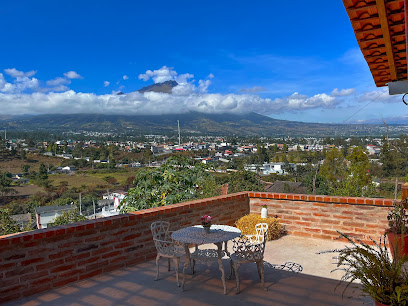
[151,221,184,287]
[245,223,269,244]
[229,223,268,294]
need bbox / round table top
[171,224,241,244]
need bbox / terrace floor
[6,236,373,306]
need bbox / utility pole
[79,193,82,215]
[177,120,181,147]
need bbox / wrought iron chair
[245,223,269,244]
[229,223,268,294]
[150,221,184,287]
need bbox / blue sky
[0,0,406,123]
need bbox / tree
[228,170,265,194]
[21,164,30,176]
[0,208,20,235]
[52,209,87,226]
[121,156,219,212]
[39,163,48,180]
[0,171,16,197]
[320,147,347,187]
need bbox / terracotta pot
[387,232,408,258]
[375,301,389,306]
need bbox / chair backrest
[255,223,269,243]
[151,221,170,241]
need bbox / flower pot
[203,226,211,234]
[375,301,389,306]
[261,207,268,219]
[387,232,408,258]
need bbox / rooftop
[5,236,371,306]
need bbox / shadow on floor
[7,259,372,306]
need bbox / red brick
[50,264,76,273]
[365,199,374,205]
[36,259,64,271]
[21,257,44,266]
[52,276,78,288]
[79,269,103,280]
[347,198,356,204]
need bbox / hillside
[0,112,391,137]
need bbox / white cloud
[331,88,355,97]
[208,73,215,79]
[0,65,349,116]
[46,77,70,86]
[122,75,129,80]
[139,66,178,83]
[0,73,15,93]
[104,81,110,87]
[358,90,400,103]
[63,71,82,79]
[4,68,37,78]
[239,86,267,93]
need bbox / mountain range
[0,81,400,137]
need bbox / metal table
[171,225,241,294]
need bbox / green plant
[387,201,408,235]
[327,232,408,305]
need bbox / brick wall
[0,192,250,303]
[249,192,393,243]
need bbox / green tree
[0,171,16,197]
[0,208,20,235]
[228,169,265,194]
[121,156,219,212]
[320,147,347,186]
[39,163,48,180]
[21,164,30,176]
[52,209,87,226]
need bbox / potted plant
[201,215,213,234]
[386,200,408,258]
[325,232,408,305]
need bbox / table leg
[216,242,227,295]
[182,243,191,292]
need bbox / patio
[6,235,373,306]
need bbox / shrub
[236,214,285,240]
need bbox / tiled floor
[6,236,373,306]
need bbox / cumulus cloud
[104,81,110,87]
[63,71,82,79]
[359,90,400,103]
[331,88,355,97]
[139,66,178,83]
[0,65,347,116]
[239,86,267,93]
[46,77,70,86]
[122,75,129,80]
[4,68,37,78]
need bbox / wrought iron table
[171,225,241,294]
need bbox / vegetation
[227,170,265,194]
[328,232,408,305]
[52,209,88,226]
[0,208,20,235]
[121,156,219,212]
[235,214,285,241]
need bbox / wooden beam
[405,0,408,78]
[376,0,398,80]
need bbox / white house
[35,204,75,229]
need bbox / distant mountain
[137,80,178,94]
[0,112,392,137]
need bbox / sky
[0,0,406,124]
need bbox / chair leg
[168,258,171,271]
[174,258,180,287]
[233,262,241,294]
[256,261,261,279]
[260,261,267,291]
[192,259,196,274]
[228,259,233,280]
[155,255,160,281]
[217,257,227,295]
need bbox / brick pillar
[402,183,408,202]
